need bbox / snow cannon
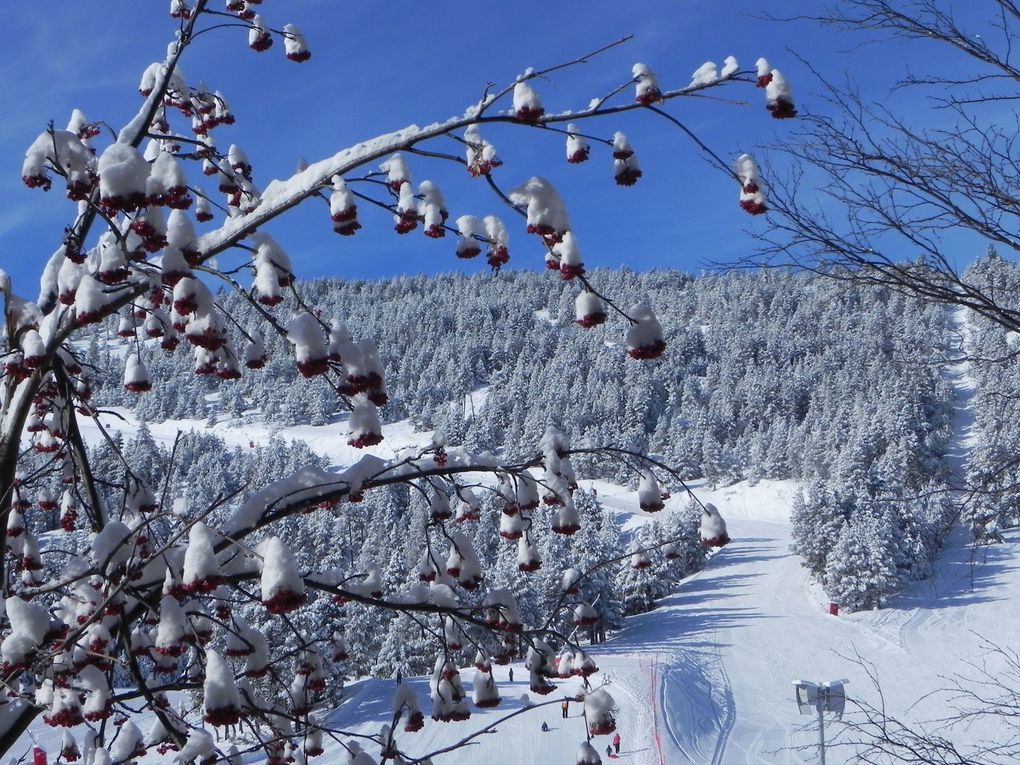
[699,503,730,548]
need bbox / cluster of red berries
[262,589,307,615]
[627,338,666,360]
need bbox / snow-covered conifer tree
[790,481,851,578]
[823,509,903,611]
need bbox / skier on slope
[613,732,621,754]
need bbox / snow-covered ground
[75,406,431,469]
[74,386,492,471]
[27,348,1018,764]
[321,481,1018,765]
[613,491,1020,764]
[944,305,979,483]
[15,483,1019,764]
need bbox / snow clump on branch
[700,503,731,547]
[736,153,767,215]
[625,303,666,359]
[510,177,570,243]
[260,536,307,614]
[512,80,545,122]
[565,123,590,164]
[632,63,662,105]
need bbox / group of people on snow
[540,717,622,758]
[606,733,621,757]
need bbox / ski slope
[608,487,1020,764]
[318,482,1020,765]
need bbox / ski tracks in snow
[638,521,834,764]
[646,629,736,764]
[605,648,731,765]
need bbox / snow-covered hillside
[21,397,1017,765]
[18,476,1015,765]
[71,388,492,471]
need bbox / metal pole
[817,702,826,765]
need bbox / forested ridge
[41,266,965,677]
[83,266,954,487]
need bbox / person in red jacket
[612,732,621,754]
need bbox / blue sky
[0,1,985,295]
